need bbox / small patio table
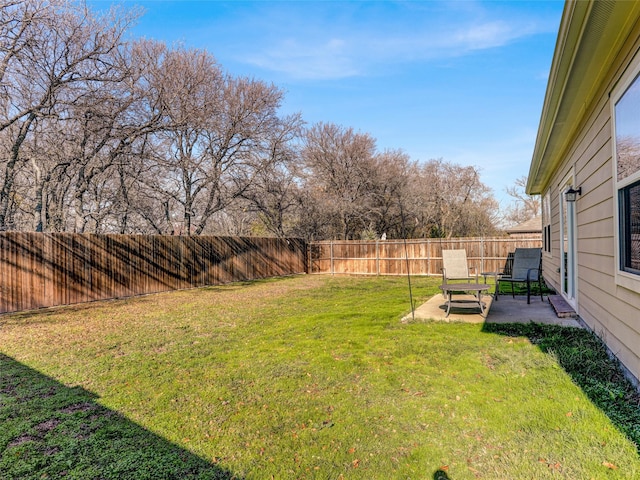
[438,283,490,317]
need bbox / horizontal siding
[579,247,615,277]
[579,293,640,376]
[580,236,615,257]
[542,18,640,383]
[579,216,614,240]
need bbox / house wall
[542,17,640,383]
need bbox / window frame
[612,52,640,292]
[542,190,552,256]
[618,180,640,276]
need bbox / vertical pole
[400,204,414,321]
[330,241,334,275]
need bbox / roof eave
[527,0,640,195]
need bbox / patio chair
[501,252,514,278]
[496,247,543,304]
[441,249,478,285]
[482,251,514,300]
[440,249,488,317]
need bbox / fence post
[330,241,334,275]
[376,240,380,275]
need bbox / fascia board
[527,0,591,195]
[527,0,640,195]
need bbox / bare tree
[365,149,415,239]
[503,175,541,227]
[296,128,499,240]
[143,47,289,235]
[0,0,139,230]
[300,122,378,239]
[409,159,498,238]
[0,0,503,240]
[66,39,166,233]
[0,0,62,114]
[192,75,287,235]
[239,113,304,237]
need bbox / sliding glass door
[560,178,577,306]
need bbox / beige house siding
[539,12,640,384]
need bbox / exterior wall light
[564,186,582,202]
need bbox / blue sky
[93,0,564,208]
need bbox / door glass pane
[560,186,576,300]
[562,193,568,294]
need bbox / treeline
[1,0,499,240]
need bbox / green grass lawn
[2,274,640,479]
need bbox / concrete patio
[402,291,582,327]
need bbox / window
[542,191,551,254]
[619,180,640,274]
[614,65,640,282]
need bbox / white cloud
[245,37,360,80]
[451,21,523,50]
[233,3,553,80]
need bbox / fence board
[0,233,307,314]
[308,237,543,277]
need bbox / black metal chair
[496,248,543,304]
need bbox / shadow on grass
[0,353,239,480]
[482,322,640,453]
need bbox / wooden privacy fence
[308,237,543,276]
[0,233,306,314]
